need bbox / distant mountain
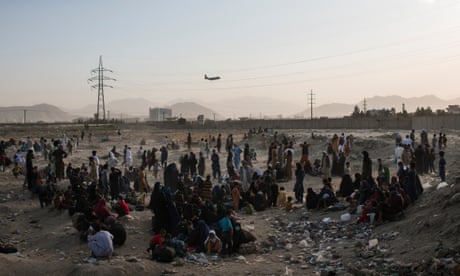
[70,97,158,118]
[358,95,460,113]
[68,94,460,120]
[168,102,223,120]
[70,98,222,120]
[206,96,305,118]
[0,103,75,123]
[296,103,355,118]
[295,95,460,118]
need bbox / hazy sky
[1,0,460,110]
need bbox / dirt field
[0,125,459,275]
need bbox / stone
[368,239,378,249]
[125,256,139,262]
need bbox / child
[276,186,287,207]
[285,196,293,211]
[439,151,446,182]
[13,162,22,178]
[204,230,222,254]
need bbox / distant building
[447,105,460,114]
[149,107,172,121]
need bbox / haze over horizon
[1,0,460,111]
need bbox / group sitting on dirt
[0,128,449,262]
[304,130,447,225]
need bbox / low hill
[168,102,223,120]
[0,103,75,123]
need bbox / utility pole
[363,97,367,113]
[88,55,116,122]
[308,89,315,119]
[23,109,27,124]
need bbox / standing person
[109,167,122,200]
[88,157,98,183]
[125,147,133,167]
[189,152,197,176]
[187,133,192,150]
[211,149,221,181]
[239,161,251,193]
[428,148,436,174]
[439,151,446,182]
[243,143,251,164]
[91,150,100,165]
[410,129,416,148]
[438,132,443,150]
[138,166,150,194]
[198,152,205,177]
[294,163,305,203]
[344,135,351,157]
[320,151,331,179]
[218,210,234,256]
[299,141,310,166]
[160,146,168,168]
[216,134,222,153]
[269,180,279,207]
[361,151,372,181]
[205,139,210,159]
[99,164,109,197]
[284,149,293,180]
[53,145,67,181]
[231,183,240,211]
[225,134,233,153]
[271,144,278,169]
[377,158,390,185]
[233,144,242,171]
[432,134,437,151]
[25,150,34,191]
[87,223,114,258]
[394,143,404,165]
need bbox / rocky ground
[0,125,459,275]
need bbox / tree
[352,105,361,117]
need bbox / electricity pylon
[88,55,115,121]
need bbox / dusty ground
[0,125,459,275]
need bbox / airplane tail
[204,74,208,79]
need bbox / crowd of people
[0,127,449,262]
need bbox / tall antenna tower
[88,56,115,121]
[308,89,315,119]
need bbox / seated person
[113,195,130,217]
[346,196,358,214]
[148,229,175,262]
[165,235,186,257]
[204,230,221,254]
[285,196,293,211]
[87,223,114,258]
[317,179,337,209]
[306,188,319,210]
[93,198,116,222]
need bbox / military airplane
[204,74,221,81]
